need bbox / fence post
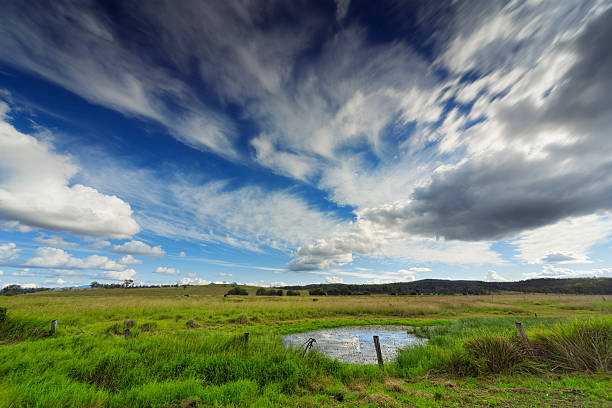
[373,335,383,368]
[515,322,533,352]
[124,328,130,339]
[50,319,58,335]
[244,332,249,344]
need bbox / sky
[1,0,612,289]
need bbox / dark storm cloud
[364,8,612,241]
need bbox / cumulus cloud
[25,247,125,271]
[153,266,179,275]
[513,215,612,264]
[179,276,209,285]
[325,276,344,284]
[102,268,136,281]
[34,235,78,248]
[0,110,140,238]
[219,273,232,277]
[179,251,186,257]
[485,270,507,282]
[112,240,165,257]
[0,243,20,261]
[524,266,612,280]
[117,255,142,266]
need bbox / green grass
[0,290,611,407]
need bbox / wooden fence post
[515,322,533,351]
[373,335,383,368]
[244,332,249,344]
[124,328,130,339]
[50,320,58,335]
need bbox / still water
[282,325,424,364]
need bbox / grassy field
[0,286,610,407]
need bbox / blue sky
[1,0,612,288]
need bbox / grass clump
[531,317,612,373]
[397,316,612,378]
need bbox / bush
[308,288,326,296]
[286,290,300,296]
[255,288,283,296]
[531,317,612,373]
[0,307,6,323]
[225,287,248,296]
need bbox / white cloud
[88,239,111,249]
[25,247,125,271]
[169,181,340,252]
[102,268,136,281]
[524,265,612,279]
[325,276,344,284]
[0,111,140,238]
[112,240,165,257]
[117,255,142,266]
[335,0,350,22]
[1,221,33,232]
[179,276,210,285]
[153,266,179,275]
[34,235,77,248]
[486,270,508,282]
[219,272,232,277]
[0,3,238,160]
[514,215,612,264]
[3,282,37,289]
[43,277,67,286]
[179,251,186,257]
[0,270,3,275]
[327,269,417,283]
[0,243,20,261]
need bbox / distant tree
[123,279,134,288]
[256,288,282,296]
[309,288,326,296]
[226,286,248,296]
[286,290,300,296]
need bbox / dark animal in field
[124,319,135,329]
[313,298,318,302]
[184,294,190,297]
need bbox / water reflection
[282,325,424,364]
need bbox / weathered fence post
[373,335,383,368]
[50,319,58,335]
[244,332,249,344]
[515,322,533,352]
[124,328,130,339]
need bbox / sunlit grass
[0,288,610,407]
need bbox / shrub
[255,288,283,296]
[531,317,612,373]
[225,287,248,296]
[286,290,300,296]
[463,332,526,374]
[0,307,6,323]
[308,288,326,296]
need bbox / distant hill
[282,278,612,295]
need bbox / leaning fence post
[515,322,533,352]
[50,319,58,335]
[124,328,130,339]
[244,332,249,344]
[373,335,384,368]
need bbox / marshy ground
[0,286,610,407]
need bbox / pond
[282,325,424,364]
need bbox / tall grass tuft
[532,317,612,373]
